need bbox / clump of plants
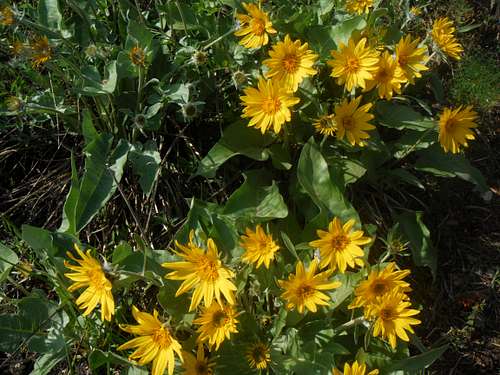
[0,1,491,374]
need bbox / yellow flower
[5,96,22,112]
[182,345,215,375]
[64,245,115,322]
[162,230,237,312]
[370,291,421,349]
[438,105,478,154]
[332,96,375,146]
[193,301,239,350]
[364,51,406,100]
[345,0,374,15]
[118,306,183,375]
[240,77,300,134]
[263,34,318,92]
[333,360,379,375]
[30,36,52,68]
[409,6,422,17]
[328,38,379,92]
[309,217,371,272]
[313,114,337,136]
[246,342,271,370]
[395,35,429,84]
[0,5,14,26]
[129,45,146,66]
[432,17,463,60]
[349,263,411,310]
[234,2,276,49]
[277,259,341,314]
[10,40,25,56]
[240,225,280,269]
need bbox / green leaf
[386,345,448,372]
[126,20,153,49]
[38,0,62,31]
[297,137,358,223]
[80,61,118,95]
[415,145,489,195]
[129,141,161,196]
[390,130,436,159]
[397,211,436,278]
[196,122,274,178]
[81,110,99,145]
[74,136,130,233]
[88,350,132,371]
[58,153,79,235]
[21,225,55,258]
[376,102,436,131]
[30,348,67,375]
[0,242,19,283]
[222,170,288,221]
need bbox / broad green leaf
[30,348,67,375]
[391,130,436,159]
[386,345,448,373]
[58,153,79,235]
[415,145,489,195]
[38,0,62,31]
[129,141,161,196]
[0,242,19,283]
[383,169,425,190]
[81,61,118,95]
[297,137,358,223]
[222,170,288,221]
[88,350,132,371]
[126,20,153,49]
[74,136,130,233]
[81,110,98,145]
[376,102,436,131]
[397,211,436,278]
[157,284,192,323]
[196,122,274,178]
[21,225,55,258]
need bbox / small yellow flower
[246,342,271,370]
[0,5,14,26]
[263,34,318,93]
[162,230,237,312]
[277,259,341,314]
[118,306,183,375]
[240,225,280,269]
[129,45,146,66]
[395,35,429,84]
[64,245,115,322]
[30,36,52,68]
[370,291,421,349]
[10,40,25,56]
[432,17,463,60]
[194,301,239,350]
[182,345,215,375]
[313,114,337,136]
[240,77,300,134]
[365,51,406,100]
[332,96,375,146]
[333,360,379,375]
[309,217,371,272]
[328,38,379,92]
[345,0,374,15]
[5,96,22,112]
[234,2,276,49]
[409,6,422,17]
[349,263,411,310]
[438,105,478,154]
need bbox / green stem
[175,0,189,37]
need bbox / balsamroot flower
[118,306,183,375]
[432,17,463,60]
[194,301,239,350]
[182,345,215,375]
[246,342,271,370]
[309,217,371,272]
[278,259,341,314]
[263,34,318,93]
[313,114,337,136]
[395,35,429,84]
[129,45,146,66]
[370,291,421,349]
[438,105,478,153]
[240,77,300,134]
[328,38,379,92]
[234,2,276,49]
[64,245,115,322]
[333,96,375,146]
[0,5,14,26]
[30,36,52,68]
[240,225,280,269]
[162,230,237,311]
[333,360,379,375]
[345,0,374,15]
[365,51,406,100]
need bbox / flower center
[346,57,360,73]
[297,284,315,300]
[380,308,394,320]
[212,310,228,327]
[262,97,281,114]
[152,326,172,348]
[377,67,390,82]
[86,267,109,288]
[198,256,219,282]
[282,54,299,73]
[372,282,386,295]
[251,18,265,35]
[331,234,350,250]
[445,118,457,131]
[398,54,408,66]
[252,346,267,363]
